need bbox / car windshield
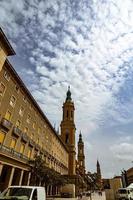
[1,188,32,200]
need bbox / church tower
[97,160,101,177]
[60,86,76,175]
[78,132,85,175]
[97,160,102,190]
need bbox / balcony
[1,118,12,130]
[12,126,22,137]
[0,143,28,162]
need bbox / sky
[0,0,133,178]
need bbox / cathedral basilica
[60,86,103,195]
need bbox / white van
[0,186,46,200]
[117,188,133,200]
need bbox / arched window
[80,148,82,154]
[65,133,69,144]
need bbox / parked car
[82,191,91,197]
[0,186,46,200]
[61,192,72,198]
[116,187,133,200]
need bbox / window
[5,110,11,120]
[28,148,32,158]
[33,122,36,129]
[0,82,6,96]
[31,132,34,140]
[10,138,17,149]
[67,110,69,118]
[20,143,25,154]
[65,133,69,144]
[0,132,5,144]
[27,114,30,123]
[16,120,21,128]
[24,127,28,134]
[19,106,24,116]
[30,104,33,110]
[32,189,37,200]
[10,96,16,107]
[80,149,82,154]
[15,85,19,93]
[23,95,27,103]
[4,71,10,81]
[38,127,41,134]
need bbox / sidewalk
[47,192,106,200]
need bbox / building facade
[0,28,69,192]
[126,167,133,186]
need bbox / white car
[0,186,46,200]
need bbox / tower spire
[66,86,72,101]
[79,131,83,143]
[96,159,102,190]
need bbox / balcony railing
[0,143,28,162]
[1,118,12,130]
[13,126,22,137]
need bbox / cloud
[110,142,133,161]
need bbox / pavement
[47,191,106,200]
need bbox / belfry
[77,132,85,175]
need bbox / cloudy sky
[0,0,133,178]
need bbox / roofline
[5,59,68,152]
[0,27,15,56]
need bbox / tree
[29,155,67,187]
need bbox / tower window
[80,149,82,154]
[65,133,69,144]
[67,110,69,118]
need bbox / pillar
[8,167,15,187]
[19,170,24,186]
[0,163,3,176]
[27,172,31,186]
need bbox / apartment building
[0,28,68,191]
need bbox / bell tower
[78,132,85,175]
[60,86,76,175]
